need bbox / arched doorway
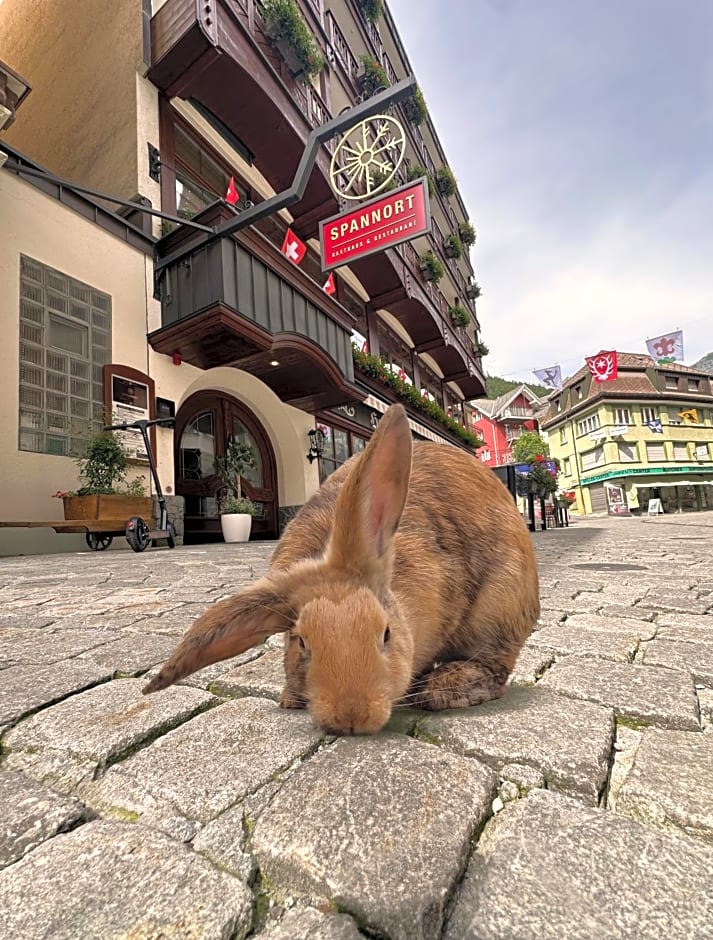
[174,391,278,542]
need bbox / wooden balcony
[149,204,361,412]
[149,0,336,222]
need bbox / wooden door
[174,392,278,541]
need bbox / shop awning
[363,394,450,446]
[642,480,713,488]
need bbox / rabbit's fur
[144,404,539,734]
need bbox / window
[641,407,658,424]
[646,442,665,462]
[317,422,368,482]
[563,457,571,476]
[688,379,700,392]
[668,408,682,426]
[480,448,491,462]
[581,447,605,470]
[577,414,601,435]
[618,443,638,463]
[559,427,568,444]
[574,385,583,400]
[672,442,689,461]
[614,408,631,425]
[695,444,709,461]
[18,256,111,456]
[664,375,679,390]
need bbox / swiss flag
[225,176,239,205]
[585,350,619,383]
[322,272,336,295]
[281,227,307,265]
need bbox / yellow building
[541,354,713,515]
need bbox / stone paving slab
[528,616,648,662]
[211,648,286,700]
[0,819,254,940]
[616,729,713,842]
[3,679,215,793]
[0,626,120,665]
[637,592,713,614]
[641,638,713,687]
[76,631,180,675]
[540,656,700,729]
[599,604,657,621]
[444,789,713,940]
[83,697,322,837]
[0,769,86,868]
[253,907,363,939]
[252,735,495,940]
[509,646,554,685]
[418,686,614,804]
[0,661,112,733]
[655,612,713,643]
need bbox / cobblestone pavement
[1,513,712,939]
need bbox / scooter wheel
[126,516,151,553]
[85,533,113,551]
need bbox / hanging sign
[320,178,430,271]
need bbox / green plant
[467,280,482,300]
[512,431,550,464]
[371,168,397,192]
[359,54,389,97]
[402,87,427,126]
[450,304,470,328]
[475,340,490,357]
[406,164,434,198]
[355,0,383,22]
[435,165,457,197]
[419,250,445,283]
[458,221,476,247]
[444,233,463,260]
[160,220,176,236]
[220,493,259,516]
[75,431,127,495]
[263,0,325,81]
[122,476,148,497]
[352,348,482,449]
[214,437,258,515]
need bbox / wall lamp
[307,428,326,463]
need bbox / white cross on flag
[281,228,306,265]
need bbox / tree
[512,431,550,464]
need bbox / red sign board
[319,178,430,272]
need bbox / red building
[470,385,545,467]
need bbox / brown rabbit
[143,404,539,734]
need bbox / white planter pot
[220,513,253,543]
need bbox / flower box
[62,495,154,522]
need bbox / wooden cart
[0,518,135,551]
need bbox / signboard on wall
[319,179,430,271]
[103,364,156,462]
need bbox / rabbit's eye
[383,626,391,646]
[296,635,306,650]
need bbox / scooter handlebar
[103,417,175,431]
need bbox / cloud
[387,0,713,378]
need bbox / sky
[387,0,713,383]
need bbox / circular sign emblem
[329,115,406,202]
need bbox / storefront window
[317,422,368,482]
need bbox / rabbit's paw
[412,661,508,711]
[279,687,308,709]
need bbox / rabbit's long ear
[327,403,412,595]
[142,576,296,694]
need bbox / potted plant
[450,304,471,328]
[402,87,427,126]
[475,339,490,357]
[466,279,482,300]
[406,164,435,198]
[262,0,325,82]
[444,233,463,260]
[355,0,383,23]
[435,165,457,197]
[214,437,259,543]
[419,250,445,283]
[358,54,389,97]
[458,221,476,247]
[60,430,153,521]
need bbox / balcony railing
[326,11,359,82]
[503,408,533,419]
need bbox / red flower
[51,491,68,498]
[533,454,546,463]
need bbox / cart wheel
[166,522,177,549]
[126,516,151,553]
[85,533,113,552]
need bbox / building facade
[470,385,544,467]
[541,354,713,515]
[0,0,487,553]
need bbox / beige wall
[0,0,157,205]
[0,171,317,554]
